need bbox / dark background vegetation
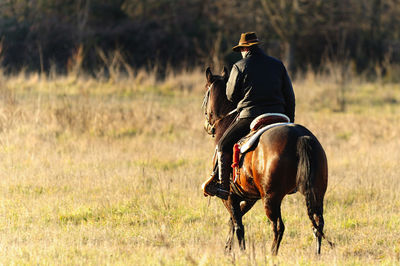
[0,0,399,75]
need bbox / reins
[202,81,237,137]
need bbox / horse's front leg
[223,195,257,251]
[236,198,257,250]
[225,217,235,252]
[228,195,245,250]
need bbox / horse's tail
[296,136,333,247]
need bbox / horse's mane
[202,76,225,114]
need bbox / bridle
[202,80,237,137]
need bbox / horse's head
[202,67,236,138]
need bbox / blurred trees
[0,0,399,75]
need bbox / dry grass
[0,68,399,265]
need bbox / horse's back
[259,123,323,154]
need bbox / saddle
[250,113,291,131]
[231,113,291,180]
[238,113,290,154]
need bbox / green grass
[0,70,399,264]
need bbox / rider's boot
[214,151,230,200]
[201,151,231,200]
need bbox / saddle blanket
[240,122,292,153]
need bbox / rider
[207,32,296,200]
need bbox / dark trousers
[218,117,253,154]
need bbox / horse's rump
[233,124,326,199]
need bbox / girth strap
[230,179,260,200]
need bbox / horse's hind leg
[263,195,284,255]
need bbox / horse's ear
[221,66,229,82]
[206,67,213,82]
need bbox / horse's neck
[214,114,236,144]
[212,86,236,143]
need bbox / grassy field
[0,69,399,265]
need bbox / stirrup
[205,182,229,200]
[202,180,230,200]
[215,187,229,200]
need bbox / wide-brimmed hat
[232,32,261,52]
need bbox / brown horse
[202,67,332,255]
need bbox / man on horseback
[204,32,296,200]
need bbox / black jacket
[226,46,295,122]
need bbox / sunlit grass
[0,69,399,264]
